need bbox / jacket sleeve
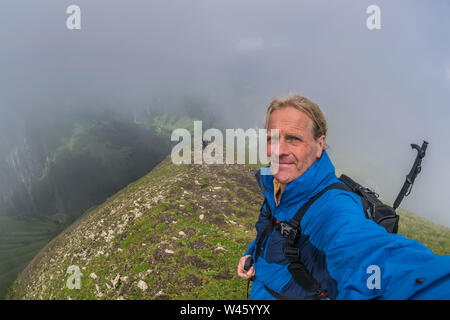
[244,200,269,257]
[244,240,256,257]
[301,191,450,300]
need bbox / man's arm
[301,191,450,300]
[238,199,268,280]
[243,200,270,257]
[244,240,256,257]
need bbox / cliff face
[7,157,262,300]
[0,130,49,217]
[0,117,172,221]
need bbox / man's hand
[237,255,255,280]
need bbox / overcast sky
[1,0,449,226]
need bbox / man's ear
[315,135,325,159]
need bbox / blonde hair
[264,94,328,142]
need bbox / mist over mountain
[1,0,449,300]
[0,95,223,222]
[2,0,449,226]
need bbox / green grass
[397,208,449,255]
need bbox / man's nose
[277,137,290,156]
[269,137,289,159]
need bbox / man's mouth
[278,162,294,167]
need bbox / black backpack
[338,174,399,233]
[252,174,400,300]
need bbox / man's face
[267,106,325,186]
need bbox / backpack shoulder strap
[254,198,275,262]
[288,182,352,231]
[270,182,353,299]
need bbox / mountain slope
[6,157,450,299]
[7,157,262,299]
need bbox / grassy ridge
[5,155,450,300]
[397,209,449,255]
[6,157,262,299]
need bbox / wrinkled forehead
[267,107,314,137]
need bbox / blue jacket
[245,150,450,300]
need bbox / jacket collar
[254,150,337,218]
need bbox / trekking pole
[393,140,428,210]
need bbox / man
[237,95,450,299]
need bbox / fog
[1,0,449,226]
